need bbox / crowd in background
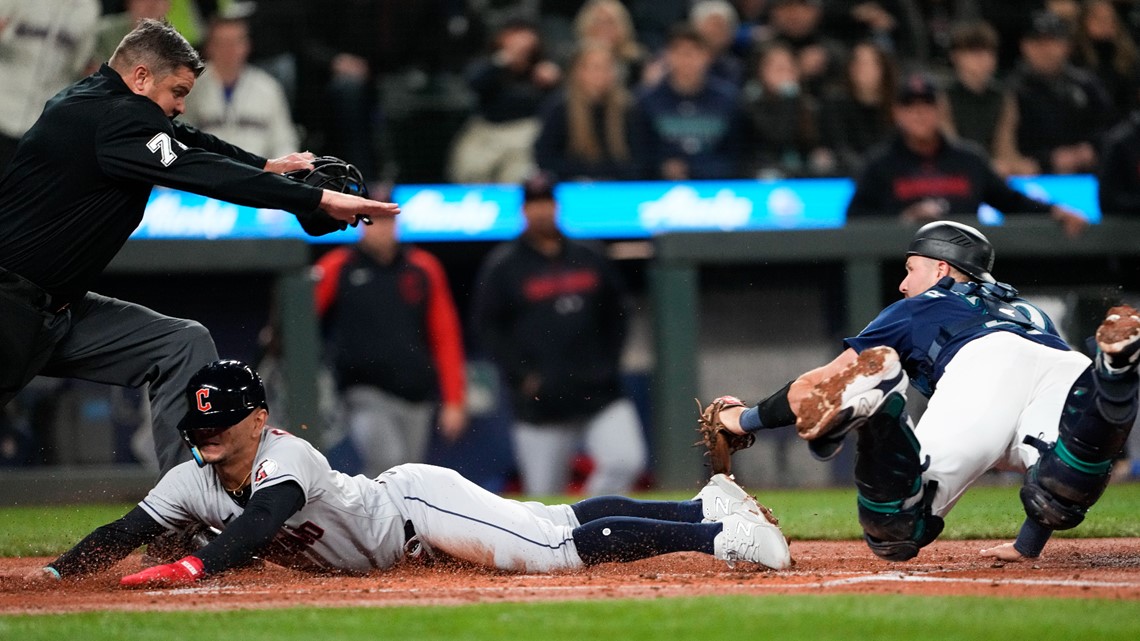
[6,0,1140,193]
[3,0,1140,486]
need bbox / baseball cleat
[796,346,909,443]
[695,473,766,523]
[712,510,791,570]
[1095,305,1140,377]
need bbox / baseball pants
[0,284,217,476]
[513,398,648,496]
[381,463,584,573]
[916,332,1091,517]
[338,385,435,477]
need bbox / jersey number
[146,132,178,166]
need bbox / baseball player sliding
[699,221,1140,563]
[26,361,790,587]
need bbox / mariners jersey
[139,428,405,574]
[845,277,1072,396]
[0,64,323,304]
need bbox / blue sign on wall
[132,174,1101,243]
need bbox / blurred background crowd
[2,0,1139,492]
[7,0,1140,189]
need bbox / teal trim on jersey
[1055,440,1112,475]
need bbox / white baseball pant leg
[381,463,584,573]
[915,332,1091,517]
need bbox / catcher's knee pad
[858,480,944,562]
[1020,438,1112,530]
[853,393,924,503]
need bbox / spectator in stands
[0,1,100,172]
[1097,108,1140,215]
[941,20,1037,177]
[534,42,640,181]
[627,0,690,52]
[181,14,299,159]
[472,173,647,496]
[94,1,171,72]
[1010,10,1113,174]
[313,214,468,477]
[448,19,561,184]
[632,25,745,180]
[1072,0,1140,122]
[691,0,745,86]
[764,0,846,97]
[818,40,898,175]
[846,72,1088,237]
[741,42,834,178]
[573,0,648,88]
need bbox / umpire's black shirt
[0,64,324,306]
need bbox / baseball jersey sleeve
[249,429,330,504]
[138,463,213,532]
[844,299,915,357]
[93,99,323,216]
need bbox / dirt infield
[1,538,1138,614]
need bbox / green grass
[2,482,1138,557]
[1,595,1138,641]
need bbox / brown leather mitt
[694,396,755,475]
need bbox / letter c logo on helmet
[195,388,211,412]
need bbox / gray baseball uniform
[140,427,585,573]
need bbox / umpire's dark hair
[110,19,205,78]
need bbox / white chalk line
[151,570,1140,598]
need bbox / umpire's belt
[0,266,69,313]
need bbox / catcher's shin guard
[853,392,944,561]
[1020,368,1137,530]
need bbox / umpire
[0,20,398,475]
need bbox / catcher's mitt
[694,396,755,475]
[284,155,372,235]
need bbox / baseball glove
[284,155,371,235]
[694,396,755,475]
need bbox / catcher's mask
[177,360,268,466]
[905,220,995,283]
[285,155,372,224]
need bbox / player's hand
[979,542,1025,563]
[120,556,204,588]
[438,403,468,443]
[1050,205,1088,239]
[319,190,400,224]
[265,152,316,175]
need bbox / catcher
[698,221,1139,563]
[25,360,790,587]
[0,19,396,477]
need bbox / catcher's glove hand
[695,396,755,475]
[285,155,372,235]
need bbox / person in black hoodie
[472,173,647,496]
[846,72,1087,238]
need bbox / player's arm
[717,349,860,435]
[172,120,267,168]
[120,482,305,588]
[28,506,169,582]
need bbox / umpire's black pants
[1,269,218,476]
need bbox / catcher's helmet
[177,360,268,466]
[905,221,995,283]
[285,155,368,198]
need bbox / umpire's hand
[265,151,316,175]
[320,189,400,224]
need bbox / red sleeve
[407,247,466,405]
[312,247,353,318]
